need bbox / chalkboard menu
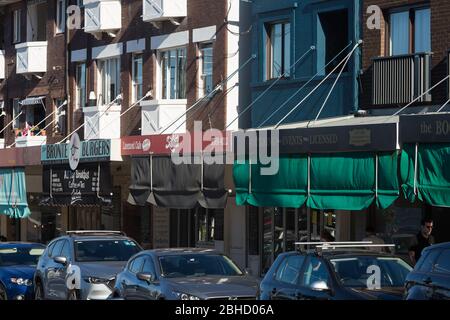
[41,163,112,206]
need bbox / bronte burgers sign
[41,137,111,166]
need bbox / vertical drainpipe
[65,0,71,230]
[353,0,361,113]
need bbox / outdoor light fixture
[88,91,97,107]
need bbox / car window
[74,239,141,262]
[47,241,56,257]
[60,241,72,260]
[51,240,65,258]
[159,254,243,278]
[433,249,450,274]
[275,255,305,285]
[129,256,145,274]
[142,257,155,274]
[418,249,440,273]
[301,257,330,287]
[0,246,45,266]
[330,256,412,288]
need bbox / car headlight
[173,291,201,300]
[83,277,109,284]
[10,278,32,286]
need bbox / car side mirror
[53,256,68,266]
[310,281,330,292]
[137,272,155,283]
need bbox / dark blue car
[0,242,46,300]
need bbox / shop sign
[400,114,450,143]
[41,137,111,165]
[235,123,397,156]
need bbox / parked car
[34,231,142,300]
[405,242,450,300]
[258,248,412,300]
[111,248,259,300]
[0,242,46,300]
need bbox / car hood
[0,265,36,280]
[347,287,405,300]
[165,275,259,299]
[77,261,126,279]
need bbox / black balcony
[372,52,432,106]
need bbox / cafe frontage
[121,132,251,268]
[231,114,448,275]
[38,134,123,241]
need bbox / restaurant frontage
[121,132,251,268]
[233,114,450,275]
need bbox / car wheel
[34,282,44,300]
[0,283,7,300]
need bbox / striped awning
[20,96,45,106]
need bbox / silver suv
[34,231,142,300]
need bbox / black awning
[128,156,227,209]
[41,163,113,207]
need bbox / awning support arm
[413,143,419,196]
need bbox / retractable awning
[0,168,31,218]
[19,96,45,106]
[128,156,228,209]
[401,143,450,208]
[234,152,399,211]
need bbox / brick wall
[0,0,67,145]
[67,0,229,137]
[361,0,450,109]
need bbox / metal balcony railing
[372,52,432,106]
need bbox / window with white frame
[389,7,431,56]
[265,21,290,80]
[13,9,21,43]
[132,54,143,103]
[160,47,187,99]
[75,62,86,109]
[199,43,213,97]
[56,0,66,33]
[97,57,121,105]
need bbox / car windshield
[0,246,45,266]
[74,240,140,262]
[159,254,243,278]
[330,256,412,288]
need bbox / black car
[258,249,412,300]
[111,248,259,300]
[405,242,450,300]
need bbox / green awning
[0,168,31,218]
[233,152,399,210]
[307,152,399,210]
[401,143,450,207]
[234,155,308,208]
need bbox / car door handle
[295,292,303,299]
[423,277,433,285]
[271,288,277,294]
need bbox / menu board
[41,163,112,206]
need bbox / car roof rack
[65,230,127,237]
[294,241,396,255]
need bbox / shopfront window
[261,207,308,275]
[26,194,63,244]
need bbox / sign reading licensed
[41,139,111,164]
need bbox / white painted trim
[92,43,123,60]
[151,31,189,50]
[193,26,217,43]
[71,49,87,62]
[126,38,146,53]
[140,99,188,107]
[15,41,48,49]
